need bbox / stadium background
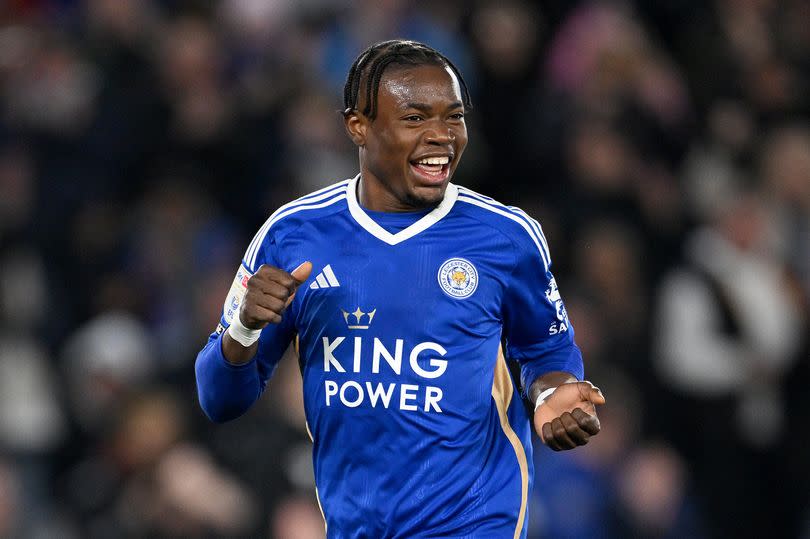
[0,0,808,537]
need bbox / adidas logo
[309,264,340,289]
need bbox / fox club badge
[438,258,478,299]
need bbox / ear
[344,111,368,147]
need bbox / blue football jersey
[195,175,584,538]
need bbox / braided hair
[343,39,472,120]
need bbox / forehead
[376,64,462,110]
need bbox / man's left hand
[534,382,605,451]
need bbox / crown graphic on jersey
[340,307,377,329]
[310,264,340,289]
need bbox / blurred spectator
[654,186,805,537]
[279,89,356,193]
[760,125,810,302]
[270,495,327,539]
[60,387,259,538]
[614,442,704,539]
[572,220,647,367]
[0,337,65,453]
[61,312,156,433]
[158,16,233,145]
[4,36,99,136]
[467,0,545,196]
[132,442,258,537]
[682,99,757,221]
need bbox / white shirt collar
[345,174,458,245]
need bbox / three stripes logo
[309,264,340,290]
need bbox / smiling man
[195,40,604,538]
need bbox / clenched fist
[240,262,313,329]
[222,261,312,364]
[534,382,605,451]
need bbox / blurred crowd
[0,0,808,537]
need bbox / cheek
[458,128,469,147]
[454,128,469,155]
[365,131,404,177]
[377,129,411,162]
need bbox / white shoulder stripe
[244,180,350,265]
[296,179,351,202]
[243,185,349,270]
[457,187,551,259]
[243,180,349,264]
[246,193,347,270]
[246,193,347,269]
[457,195,550,271]
[456,188,551,269]
[507,205,551,261]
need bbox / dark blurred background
[0,0,808,537]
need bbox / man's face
[348,63,468,211]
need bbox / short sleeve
[502,240,584,394]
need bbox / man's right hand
[222,261,312,364]
[240,262,313,329]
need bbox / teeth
[415,156,449,165]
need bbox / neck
[358,172,439,213]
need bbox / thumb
[285,261,313,307]
[586,385,606,406]
[290,261,313,286]
[576,381,605,405]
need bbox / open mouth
[410,155,451,184]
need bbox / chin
[406,184,446,208]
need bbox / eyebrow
[403,101,464,112]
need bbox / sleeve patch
[222,263,253,326]
[545,277,570,334]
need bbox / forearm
[195,335,263,422]
[527,371,578,406]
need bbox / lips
[410,155,452,185]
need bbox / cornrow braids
[343,39,472,120]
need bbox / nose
[424,124,455,145]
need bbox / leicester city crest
[438,258,478,299]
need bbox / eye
[449,112,465,120]
[403,115,423,122]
